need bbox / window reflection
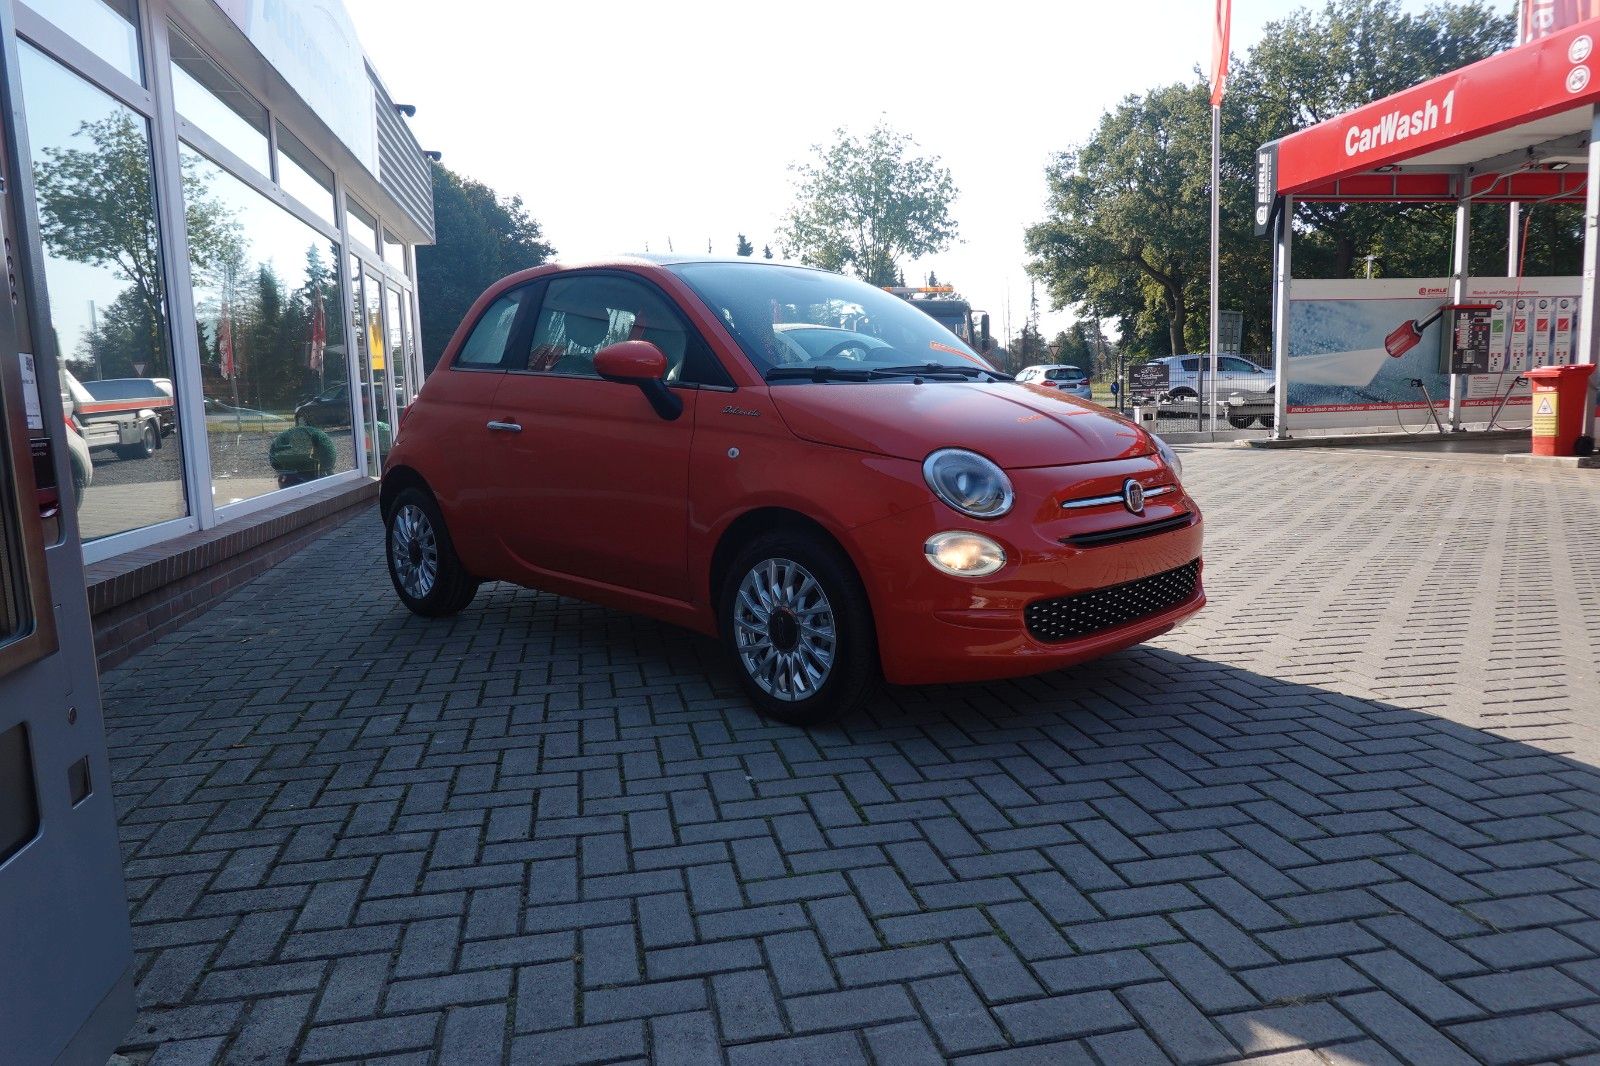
[19,41,188,541]
[169,27,270,177]
[276,122,335,227]
[180,144,353,507]
[346,199,378,253]
[363,269,390,467]
[23,0,142,84]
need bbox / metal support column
[1575,105,1600,441]
[1448,196,1470,430]
[1270,196,1292,439]
[1508,203,1522,276]
[1208,104,1221,434]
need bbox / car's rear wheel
[385,486,479,617]
[1227,412,1256,429]
[720,530,876,726]
[119,421,159,460]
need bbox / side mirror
[979,313,992,352]
[594,340,682,421]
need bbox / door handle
[486,420,522,433]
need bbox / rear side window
[1180,358,1200,372]
[454,290,523,368]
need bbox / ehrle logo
[1345,89,1455,156]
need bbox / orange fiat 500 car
[381,258,1203,723]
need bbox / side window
[454,290,523,368]
[1222,356,1258,373]
[1180,357,1200,372]
[523,274,690,380]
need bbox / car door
[487,270,708,602]
[407,285,529,572]
[1221,356,1269,394]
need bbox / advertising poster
[1511,298,1533,372]
[1553,297,1577,364]
[1523,296,1548,368]
[1287,278,1575,425]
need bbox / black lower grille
[1024,560,1200,642]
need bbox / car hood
[768,381,1153,468]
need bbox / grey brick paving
[102,447,1600,1063]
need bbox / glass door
[384,285,410,424]
[363,267,391,467]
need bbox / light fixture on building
[394,102,417,117]
[1373,164,1401,173]
[424,150,442,162]
[1548,160,1572,171]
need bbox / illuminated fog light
[924,531,1006,577]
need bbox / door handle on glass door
[486,420,522,433]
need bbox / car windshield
[672,262,997,380]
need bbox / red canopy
[1270,18,1600,204]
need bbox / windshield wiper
[765,365,898,382]
[875,362,1012,381]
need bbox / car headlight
[924,531,1007,577]
[922,448,1014,519]
[1150,434,1183,479]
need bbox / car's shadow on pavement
[101,522,1600,1065]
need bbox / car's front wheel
[720,530,876,726]
[385,486,479,617]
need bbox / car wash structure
[1257,16,1600,451]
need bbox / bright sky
[345,0,1446,343]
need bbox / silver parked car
[1015,364,1093,400]
[1149,354,1273,400]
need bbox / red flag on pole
[309,290,327,375]
[218,293,235,380]
[1211,0,1233,107]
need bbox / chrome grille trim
[1061,484,1174,509]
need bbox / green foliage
[417,163,555,369]
[762,244,774,259]
[1027,0,1519,357]
[735,233,755,256]
[780,122,958,286]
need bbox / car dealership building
[3,0,433,665]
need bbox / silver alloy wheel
[733,557,837,702]
[390,503,439,600]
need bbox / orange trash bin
[1526,363,1596,457]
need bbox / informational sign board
[1286,277,1576,427]
[1131,360,1171,393]
[1217,310,1244,354]
[1442,305,1495,374]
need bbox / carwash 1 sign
[1344,90,1455,156]
[1273,21,1600,193]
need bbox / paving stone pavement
[101,445,1600,1065]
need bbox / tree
[416,163,555,370]
[1026,82,1214,355]
[779,122,958,285]
[762,245,774,259]
[34,111,239,368]
[735,234,755,257]
[1026,0,1515,357]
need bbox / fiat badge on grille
[1122,479,1145,514]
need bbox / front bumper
[847,455,1204,686]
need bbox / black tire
[384,486,479,617]
[1169,387,1198,401]
[719,528,877,726]
[1258,413,1275,430]
[1227,413,1255,430]
[119,421,158,460]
